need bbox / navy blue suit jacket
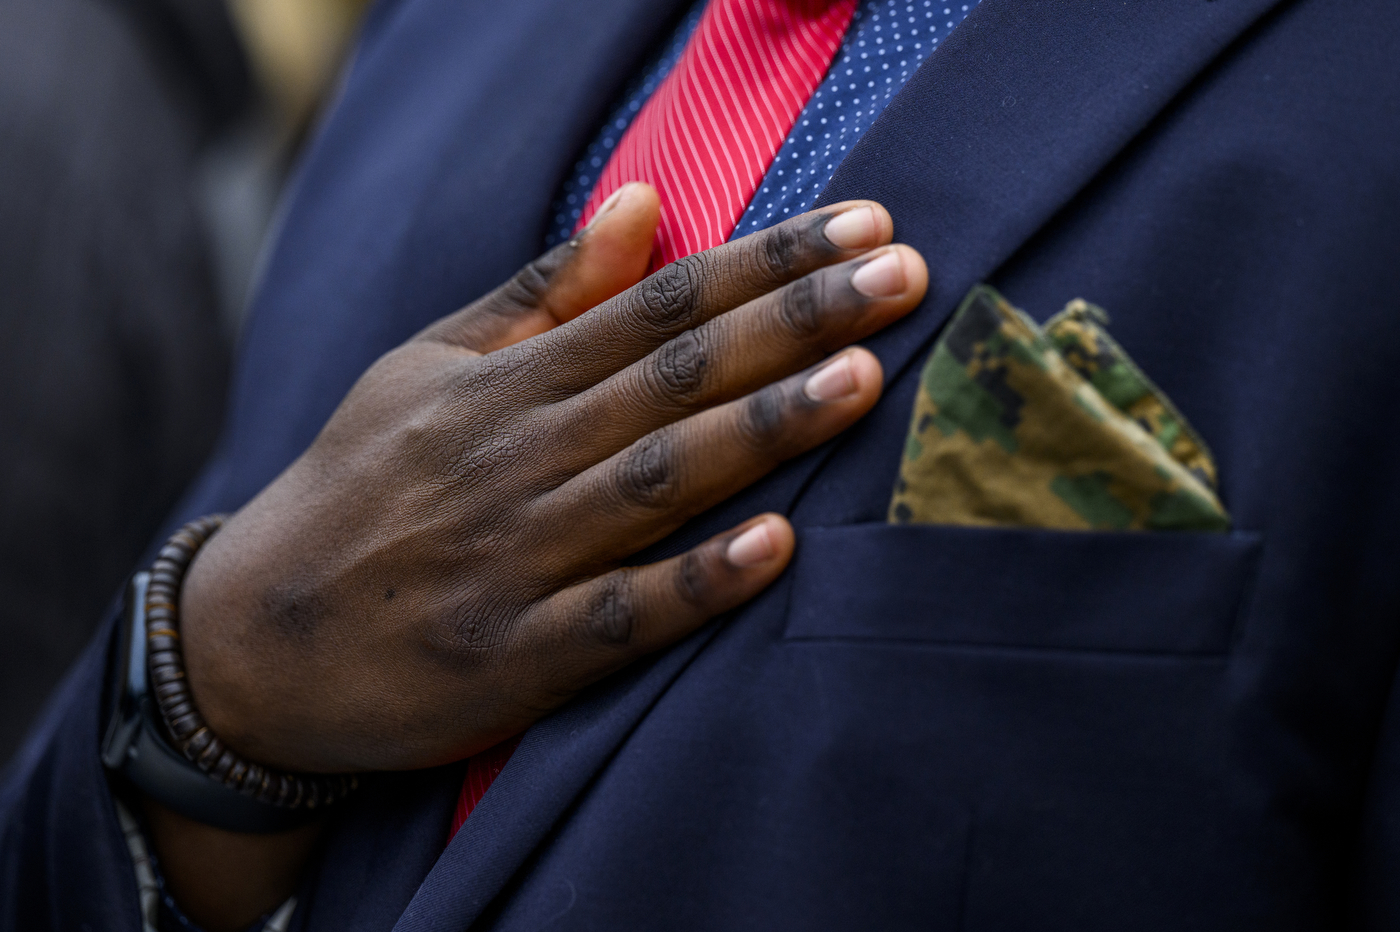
[5,0,1400,928]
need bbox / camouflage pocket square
[888,286,1229,532]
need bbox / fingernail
[823,206,878,249]
[727,521,776,568]
[850,251,906,297]
[803,353,857,403]
[584,185,629,230]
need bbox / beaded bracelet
[144,515,357,813]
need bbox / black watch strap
[102,572,321,833]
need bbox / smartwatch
[101,572,321,833]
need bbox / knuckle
[579,576,635,646]
[452,432,528,486]
[648,330,709,402]
[425,596,514,665]
[759,221,803,280]
[500,258,554,309]
[735,385,789,452]
[455,353,521,398]
[636,256,703,330]
[444,348,544,419]
[673,550,712,608]
[614,433,676,508]
[471,352,522,387]
[775,274,825,340]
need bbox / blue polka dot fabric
[732,0,980,237]
[544,0,981,250]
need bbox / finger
[536,347,883,569]
[418,182,660,353]
[509,201,893,396]
[544,245,926,472]
[514,514,794,688]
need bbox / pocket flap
[785,524,1263,654]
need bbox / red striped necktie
[579,0,858,268]
[451,0,857,840]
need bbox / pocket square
[888,286,1229,532]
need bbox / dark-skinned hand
[179,183,927,778]
[154,184,927,930]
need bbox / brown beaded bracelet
[144,515,357,812]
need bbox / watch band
[102,571,325,833]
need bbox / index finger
[509,201,893,398]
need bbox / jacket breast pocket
[784,524,1263,655]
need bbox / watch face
[101,572,149,771]
[124,572,150,702]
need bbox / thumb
[421,182,660,353]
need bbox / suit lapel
[224,0,695,495]
[393,1,1286,927]
[819,0,1289,386]
[395,627,721,931]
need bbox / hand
[180,183,929,774]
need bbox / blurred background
[0,0,370,766]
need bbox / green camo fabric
[888,286,1229,532]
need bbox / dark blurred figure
[0,0,252,763]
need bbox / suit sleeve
[0,613,145,932]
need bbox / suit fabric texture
[3,0,1400,929]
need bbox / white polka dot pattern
[545,0,980,250]
[732,0,979,238]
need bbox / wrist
[105,515,357,834]
[179,497,346,773]
[178,522,281,765]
